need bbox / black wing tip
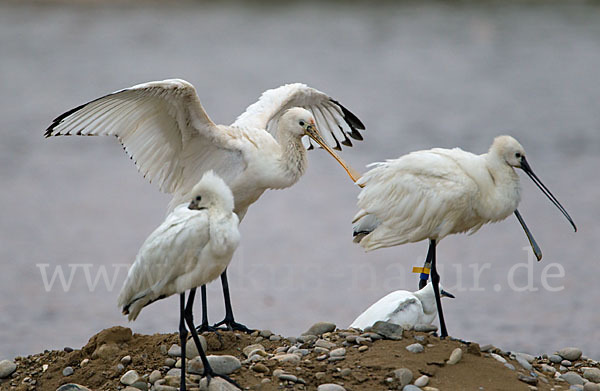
[330,98,366,130]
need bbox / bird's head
[280,107,362,183]
[188,171,235,213]
[490,135,577,232]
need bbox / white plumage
[117,171,240,321]
[349,283,453,331]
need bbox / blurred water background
[1,0,599,360]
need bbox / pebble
[149,370,162,384]
[480,344,494,352]
[563,360,573,367]
[394,368,413,387]
[186,336,207,358]
[273,353,301,364]
[328,356,345,362]
[279,373,298,382]
[165,358,176,367]
[303,322,336,336]
[371,321,403,340]
[167,344,181,357]
[518,374,538,386]
[561,371,585,385]
[490,353,507,363]
[166,368,181,377]
[316,384,346,391]
[62,367,74,377]
[571,386,585,391]
[42,364,49,372]
[541,364,556,374]
[358,345,369,352]
[117,363,125,372]
[316,354,328,361]
[121,355,132,365]
[120,369,140,386]
[190,355,241,375]
[516,353,536,363]
[0,360,17,378]
[557,348,583,361]
[80,359,89,367]
[251,363,269,374]
[269,335,281,342]
[504,363,516,370]
[361,332,382,340]
[406,343,424,353]
[315,372,326,380]
[131,381,148,391]
[550,354,563,364]
[198,376,240,390]
[315,339,337,350]
[340,368,352,377]
[259,329,273,338]
[447,348,463,365]
[414,324,438,332]
[516,355,533,370]
[403,386,423,391]
[414,375,429,387]
[330,348,346,357]
[314,347,330,354]
[243,344,266,357]
[583,368,600,383]
[56,385,92,391]
[584,383,600,391]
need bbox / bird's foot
[201,369,241,390]
[196,322,220,334]
[212,318,253,333]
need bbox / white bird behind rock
[118,170,240,321]
[117,171,241,390]
[349,283,454,331]
[46,79,365,331]
[352,135,576,338]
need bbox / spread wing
[232,83,365,151]
[45,79,245,197]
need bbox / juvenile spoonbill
[349,283,454,331]
[46,79,364,331]
[118,171,240,390]
[352,135,576,338]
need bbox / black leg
[195,285,219,333]
[212,269,253,333]
[429,240,449,338]
[183,291,241,389]
[418,240,436,290]
[179,293,188,391]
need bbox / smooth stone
[480,344,494,352]
[516,353,536,363]
[403,386,423,391]
[188,355,241,376]
[358,345,369,352]
[165,368,181,377]
[558,348,583,362]
[406,343,424,353]
[243,344,266,357]
[165,358,176,367]
[315,339,336,350]
[516,356,533,370]
[330,348,346,357]
[541,364,556,374]
[340,368,352,377]
[394,368,413,387]
[414,375,429,387]
[92,342,120,360]
[131,381,148,391]
[199,376,241,390]
[518,374,538,386]
[447,348,462,365]
[186,336,208,358]
[360,332,383,340]
[315,372,326,380]
[303,322,336,336]
[490,353,507,363]
[167,344,181,357]
[0,360,16,378]
[371,321,403,340]
[295,348,310,356]
[273,353,301,364]
[316,384,346,391]
[316,354,328,361]
[414,335,426,342]
[279,373,298,382]
[297,335,318,343]
[561,371,585,385]
[328,356,345,362]
[550,354,563,364]
[149,370,162,384]
[259,330,273,338]
[583,368,600,383]
[571,386,585,391]
[251,363,269,374]
[563,360,573,367]
[272,369,284,378]
[121,355,132,365]
[414,324,438,332]
[120,369,140,386]
[269,335,281,342]
[62,366,74,376]
[314,347,330,354]
[154,383,178,391]
[584,383,600,391]
[504,363,516,370]
[117,363,125,372]
[56,385,92,391]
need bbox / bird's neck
[476,152,521,221]
[273,129,307,188]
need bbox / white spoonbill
[46,79,365,331]
[118,171,240,390]
[352,135,576,338]
[349,283,454,331]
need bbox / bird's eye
[299,120,305,127]
[515,152,522,159]
[195,196,202,201]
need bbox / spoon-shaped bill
[520,157,577,232]
[306,124,363,184]
[514,209,543,261]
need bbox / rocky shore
[1,321,599,391]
